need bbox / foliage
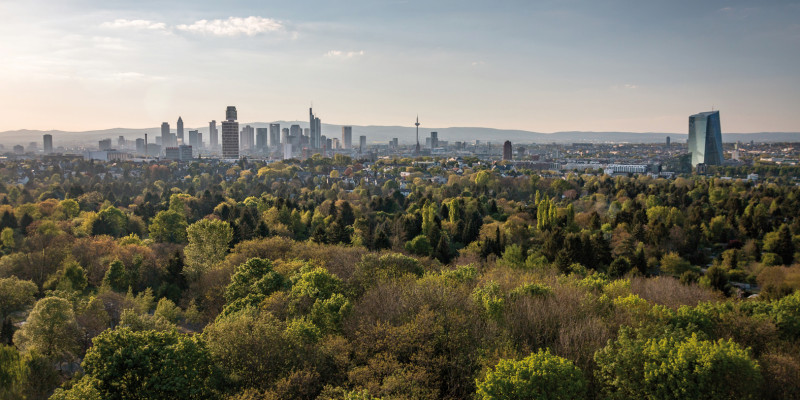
[476,349,587,400]
[80,328,221,400]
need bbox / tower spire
[414,115,421,156]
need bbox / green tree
[0,227,14,249]
[89,206,129,237]
[476,349,587,400]
[660,252,693,276]
[148,209,188,243]
[103,260,128,292]
[78,328,221,400]
[0,345,26,399]
[0,277,37,321]
[13,296,80,360]
[222,258,285,317]
[184,219,233,277]
[594,328,762,400]
[405,234,432,256]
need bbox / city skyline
[1,1,799,133]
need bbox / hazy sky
[1,0,798,133]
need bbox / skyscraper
[222,106,239,159]
[256,128,268,152]
[342,126,352,149]
[359,135,366,153]
[503,140,512,160]
[209,120,218,149]
[161,122,171,148]
[309,108,322,148]
[240,125,254,151]
[430,131,438,149]
[188,130,202,150]
[43,134,52,154]
[269,124,281,149]
[688,111,723,167]
[177,117,184,143]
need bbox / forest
[1,155,800,399]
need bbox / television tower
[414,115,420,155]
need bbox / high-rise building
[43,134,53,154]
[503,140,512,160]
[177,117,184,143]
[666,136,671,148]
[315,117,321,148]
[99,139,112,151]
[256,128,268,152]
[135,138,145,154]
[290,125,302,149]
[309,108,322,148]
[688,111,723,167]
[269,124,281,149]
[359,135,366,153]
[281,128,289,144]
[188,130,202,150]
[222,106,239,159]
[161,122,170,147]
[165,145,193,161]
[430,131,438,149]
[209,121,218,149]
[118,136,125,149]
[240,125,254,151]
[342,126,353,149]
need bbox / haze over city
[1,0,799,133]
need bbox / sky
[0,0,798,133]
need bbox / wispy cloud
[176,16,284,36]
[101,19,167,31]
[623,84,638,89]
[325,50,365,58]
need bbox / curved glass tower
[688,111,723,167]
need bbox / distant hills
[1,123,799,147]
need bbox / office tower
[136,138,145,154]
[426,138,432,148]
[430,132,438,149]
[332,138,340,149]
[309,108,323,148]
[281,128,289,145]
[256,128,268,152]
[161,122,170,147]
[43,134,53,154]
[209,120,218,148]
[118,136,125,149]
[688,110,723,167]
[503,140,512,160]
[99,139,112,151]
[414,116,420,155]
[359,135,366,153]
[309,108,316,148]
[269,124,281,148]
[342,126,353,149]
[177,117,184,143]
[188,130,202,150]
[240,125,254,151]
[315,117,321,148]
[392,138,398,149]
[290,125,302,149]
[666,136,671,147]
[283,143,292,160]
[222,106,239,159]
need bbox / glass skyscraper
[688,110,723,167]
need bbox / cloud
[471,61,485,66]
[623,84,638,89]
[101,19,167,31]
[325,50,365,58]
[176,16,283,36]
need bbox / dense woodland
[1,156,800,399]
